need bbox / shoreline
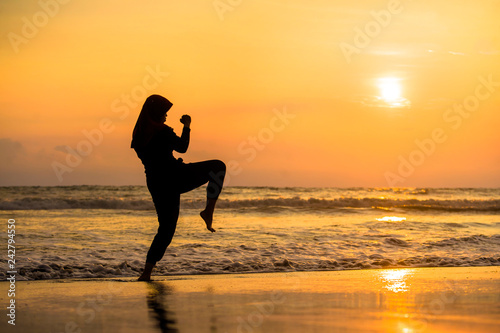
[1,266,499,332]
[4,263,500,282]
[16,263,500,281]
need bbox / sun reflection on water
[376,216,407,222]
[380,269,413,293]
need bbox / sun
[378,77,401,102]
[375,77,411,108]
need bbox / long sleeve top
[134,126,190,177]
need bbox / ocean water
[0,186,499,281]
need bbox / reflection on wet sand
[146,282,179,333]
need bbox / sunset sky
[1,0,499,187]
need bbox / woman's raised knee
[213,159,226,173]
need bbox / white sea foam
[1,196,499,212]
[0,186,498,280]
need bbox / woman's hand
[180,115,191,128]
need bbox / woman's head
[131,94,172,149]
[143,94,173,123]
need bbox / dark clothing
[134,126,225,264]
[145,160,225,263]
[135,126,191,177]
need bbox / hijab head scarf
[131,95,173,150]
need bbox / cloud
[54,145,69,154]
[0,140,66,186]
[350,94,411,109]
[0,138,25,160]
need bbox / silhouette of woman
[131,94,226,281]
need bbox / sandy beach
[1,266,499,333]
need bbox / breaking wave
[1,196,499,212]
[4,252,499,281]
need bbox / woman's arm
[174,115,191,153]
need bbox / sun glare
[376,216,407,222]
[380,269,413,293]
[379,78,401,102]
[376,77,410,108]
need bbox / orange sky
[1,0,499,186]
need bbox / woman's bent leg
[179,160,226,198]
[181,160,226,232]
[179,160,226,232]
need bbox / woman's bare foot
[200,210,216,232]
[137,274,151,281]
[137,262,155,281]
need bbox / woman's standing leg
[138,191,180,281]
[138,160,225,280]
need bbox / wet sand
[1,267,499,332]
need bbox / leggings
[145,159,226,264]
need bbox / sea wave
[1,196,499,212]
[0,197,155,210]
[3,254,499,281]
[2,233,498,281]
